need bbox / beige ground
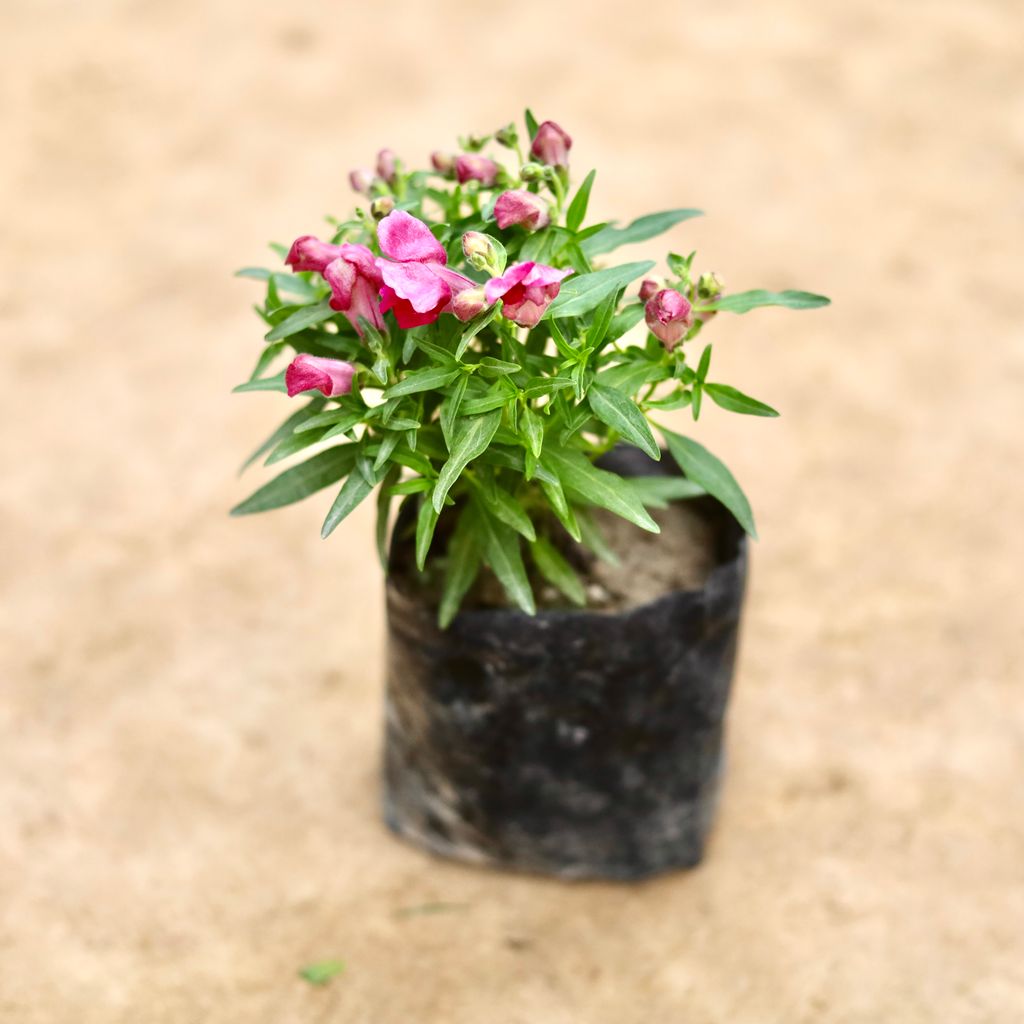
[2,1,1023,1021]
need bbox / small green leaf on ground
[298,959,345,986]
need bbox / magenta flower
[285,355,356,398]
[375,210,473,329]
[455,154,500,186]
[645,288,694,350]
[484,261,573,327]
[322,243,385,335]
[285,235,345,274]
[376,148,398,185]
[349,168,374,194]
[639,278,661,302]
[530,121,572,168]
[494,189,550,231]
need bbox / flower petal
[377,210,447,264]
[376,259,449,313]
[285,354,355,398]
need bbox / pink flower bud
[461,231,502,275]
[452,286,488,322]
[370,195,395,220]
[285,235,345,274]
[644,289,694,350]
[455,153,500,187]
[639,278,662,302]
[530,121,572,168]
[285,354,356,398]
[485,261,573,328]
[494,189,550,231]
[349,168,374,194]
[430,151,455,176]
[376,148,398,185]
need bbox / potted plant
[232,113,829,880]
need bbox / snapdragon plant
[233,112,829,626]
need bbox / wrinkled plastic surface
[382,448,748,880]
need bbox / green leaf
[521,376,575,399]
[295,407,361,433]
[454,306,499,360]
[236,267,320,300]
[432,409,503,513]
[415,498,440,571]
[231,447,357,516]
[530,537,586,606]
[478,509,535,615]
[542,448,659,533]
[586,292,618,350]
[524,108,539,140]
[661,428,756,537]
[321,467,376,538]
[264,299,334,341]
[566,169,596,233]
[383,365,460,399]
[475,481,536,541]
[460,385,509,416]
[704,383,780,417]
[478,356,521,375]
[546,261,655,320]
[629,475,706,508]
[233,370,287,394]
[606,303,645,344]
[373,431,400,470]
[240,398,326,473]
[519,405,544,459]
[696,344,712,382]
[298,960,345,986]
[577,508,619,566]
[264,426,328,466]
[376,465,400,569]
[587,383,660,461]
[581,209,703,258]
[540,476,582,542]
[438,508,482,628]
[700,289,831,314]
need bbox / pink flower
[377,148,398,184]
[455,154,500,186]
[639,278,661,302]
[484,261,573,327]
[285,355,356,398]
[349,168,374,194]
[530,121,572,168]
[645,288,694,350]
[285,235,345,274]
[375,210,473,329]
[322,243,385,336]
[494,189,550,231]
[451,287,488,322]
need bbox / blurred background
[2,1,1022,1021]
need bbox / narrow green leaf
[233,370,287,394]
[630,475,706,508]
[264,299,334,341]
[475,482,536,541]
[546,261,655,320]
[239,398,325,473]
[519,405,544,459]
[588,383,660,461]
[521,376,575,399]
[438,508,482,628]
[373,431,400,470]
[586,292,618,350]
[606,303,645,344]
[524,109,539,140]
[478,356,521,375]
[265,426,328,466]
[478,509,536,615]
[566,169,597,233]
[432,409,503,513]
[704,383,780,417]
[298,960,345,986]
[577,508,619,566]
[321,468,375,538]
[415,498,440,570]
[231,447,357,516]
[454,306,499,360]
[539,476,582,542]
[530,536,586,606]
[295,407,361,433]
[661,428,756,537]
[383,365,460,399]
[697,344,712,382]
[376,465,400,569]
[542,448,659,533]
[700,289,831,314]
[581,209,703,258]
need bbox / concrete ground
[2,1,1022,1021]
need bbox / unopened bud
[452,286,488,322]
[495,123,518,148]
[430,151,455,177]
[349,168,374,194]
[697,271,724,300]
[461,231,503,276]
[370,195,395,220]
[376,148,398,185]
[459,133,490,152]
[639,278,662,302]
[519,162,545,182]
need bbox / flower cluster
[233,112,829,625]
